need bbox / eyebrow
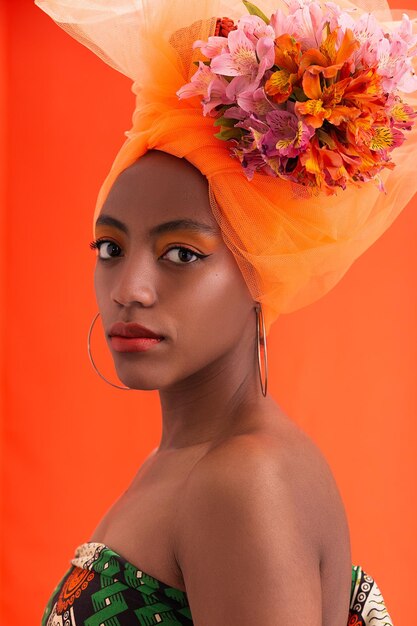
[95,215,219,237]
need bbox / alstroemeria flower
[270,7,297,39]
[299,27,360,81]
[342,67,384,109]
[237,15,275,43]
[177,62,232,114]
[265,34,302,103]
[193,36,229,59]
[300,136,351,192]
[287,0,326,48]
[177,0,417,194]
[265,110,315,157]
[349,13,385,63]
[296,75,362,128]
[210,28,275,82]
[235,114,270,135]
[369,126,405,152]
[346,112,375,148]
[376,34,417,93]
[224,74,254,102]
[389,98,417,130]
[176,62,216,100]
[236,86,276,116]
[202,77,234,115]
[233,137,269,180]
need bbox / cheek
[173,253,255,350]
[93,266,113,322]
[93,267,104,305]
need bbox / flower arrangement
[177,0,417,194]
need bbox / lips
[109,322,164,339]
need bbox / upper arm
[174,438,322,626]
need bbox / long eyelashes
[89,237,209,264]
[89,237,118,252]
[89,238,122,260]
[89,238,101,250]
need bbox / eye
[89,238,122,260]
[161,246,207,264]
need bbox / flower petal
[327,105,361,126]
[210,52,240,76]
[299,48,328,73]
[194,36,229,59]
[302,69,322,99]
[274,33,302,72]
[256,36,275,70]
[295,99,327,128]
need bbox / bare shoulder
[181,421,349,559]
[173,419,351,625]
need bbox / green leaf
[214,128,243,141]
[213,116,237,128]
[242,0,270,24]
[292,86,309,102]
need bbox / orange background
[1,1,416,624]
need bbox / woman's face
[93,150,256,390]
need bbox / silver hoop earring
[87,312,132,390]
[255,303,268,397]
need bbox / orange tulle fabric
[35,0,417,332]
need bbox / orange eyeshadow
[156,229,220,253]
[94,227,123,240]
[93,227,220,254]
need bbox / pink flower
[193,36,229,59]
[225,74,257,102]
[176,62,215,100]
[203,77,234,115]
[388,97,417,130]
[223,106,249,122]
[351,13,384,49]
[237,15,275,43]
[177,0,417,194]
[236,87,276,116]
[376,35,417,93]
[265,110,315,158]
[397,13,417,48]
[270,8,297,38]
[235,114,270,134]
[234,147,268,180]
[176,62,232,114]
[210,28,274,82]
[288,0,327,48]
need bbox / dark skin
[91,150,352,626]
[93,149,275,449]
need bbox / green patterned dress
[41,542,393,626]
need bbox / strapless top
[41,542,394,625]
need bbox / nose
[110,253,158,308]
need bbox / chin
[113,369,162,391]
[112,359,173,391]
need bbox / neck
[156,330,272,452]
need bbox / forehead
[97,150,218,231]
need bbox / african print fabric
[42,542,394,625]
[349,565,394,626]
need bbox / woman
[36,0,417,624]
[88,149,351,625]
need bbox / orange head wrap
[36,0,417,333]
